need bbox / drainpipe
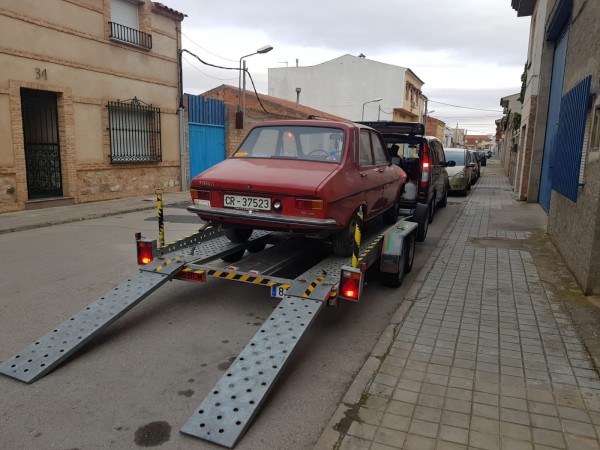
[178,46,187,191]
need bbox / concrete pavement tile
[561,419,597,438]
[402,434,435,450]
[431,355,453,366]
[470,416,500,434]
[386,355,408,368]
[529,401,558,416]
[438,424,468,445]
[475,381,500,395]
[381,413,411,432]
[433,347,455,358]
[445,398,472,414]
[370,382,395,398]
[473,403,500,420]
[442,410,470,428]
[339,435,371,450]
[500,396,527,411]
[347,421,377,440]
[413,405,442,423]
[424,372,449,386]
[364,394,389,412]
[387,400,415,417]
[501,365,524,377]
[408,419,438,438]
[421,383,447,397]
[527,389,555,404]
[500,422,531,440]
[530,413,562,431]
[396,379,422,393]
[589,411,600,425]
[434,441,467,450]
[417,393,445,409]
[374,427,407,448]
[358,407,384,425]
[532,428,566,448]
[403,369,426,382]
[501,375,526,388]
[500,408,530,426]
[427,364,451,376]
[370,443,398,450]
[451,367,475,380]
[469,430,500,450]
[392,389,419,403]
[557,406,592,422]
[474,392,500,406]
[381,363,404,377]
[500,437,532,450]
[455,350,477,361]
[447,387,473,402]
[376,373,400,387]
[564,434,600,450]
[476,371,500,384]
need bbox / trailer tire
[224,227,253,243]
[404,234,416,273]
[221,249,245,263]
[382,246,407,288]
[414,203,429,242]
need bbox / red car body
[188,120,406,253]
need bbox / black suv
[360,122,454,241]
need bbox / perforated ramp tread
[180,295,323,448]
[0,268,182,383]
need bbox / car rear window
[234,126,345,163]
[382,137,422,164]
[445,149,466,165]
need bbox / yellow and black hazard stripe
[302,274,327,298]
[358,235,384,262]
[207,269,292,289]
[155,256,182,272]
[156,190,164,248]
[351,207,364,268]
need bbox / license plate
[224,194,271,211]
[271,286,288,298]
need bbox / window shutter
[111,0,139,30]
[579,106,593,185]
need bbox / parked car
[445,148,475,196]
[476,150,488,166]
[468,150,480,184]
[188,119,407,257]
[359,121,454,241]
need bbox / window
[109,0,152,49]
[359,131,373,166]
[372,133,389,165]
[108,98,161,163]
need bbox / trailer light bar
[338,265,364,302]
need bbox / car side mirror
[468,162,476,168]
[445,160,456,167]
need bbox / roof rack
[358,121,425,136]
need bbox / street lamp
[362,98,382,120]
[237,45,273,128]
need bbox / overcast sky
[163,0,531,135]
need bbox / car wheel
[439,185,448,208]
[428,195,435,224]
[382,199,400,224]
[467,182,471,191]
[461,188,468,197]
[332,209,359,257]
[414,203,429,242]
[224,227,253,243]
[381,244,407,288]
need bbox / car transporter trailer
[0,209,419,448]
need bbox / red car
[188,119,407,256]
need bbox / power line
[181,31,238,63]
[182,55,238,81]
[428,100,503,113]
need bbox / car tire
[414,203,429,242]
[381,244,407,288]
[460,188,468,197]
[428,195,435,224]
[332,209,359,257]
[224,227,253,243]
[382,199,400,224]
[439,185,448,208]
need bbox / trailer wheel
[414,203,429,242]
[404,234,416,273]
[382,246,407,288]
[224,228,253,243]
[221,249,245,263]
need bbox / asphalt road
[0,196,467,449]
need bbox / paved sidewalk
[318,159,600,450]
[0,190,191,234]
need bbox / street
[0,199,464,449]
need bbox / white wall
[268,55,408,121]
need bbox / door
[358,130,385,218]
[187,94,225,180]
[371,132,399,208]
[539,30,568,210]
[21,89,63,199]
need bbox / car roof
[250,119,358,131]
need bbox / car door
[358,130,386,218]
[371,131,400,209]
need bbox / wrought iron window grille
[108,97,161,164]
[109,22,152,49]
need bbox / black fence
[109,22,152,49]
[108,99,161,164]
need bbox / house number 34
[35,68,47,80]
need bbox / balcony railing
[109,22,152,49]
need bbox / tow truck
[0,207,419,448]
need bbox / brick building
[201,84,346,157]
[424,116,446,142]
[0,0,185,213]
[464,134,492,150]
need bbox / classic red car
[188,119,407,256]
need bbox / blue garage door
[186,94,225,180]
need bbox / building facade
[268,54,425,123]
[0,0,185,213]
[425,116,446,142]
[497,93,522,181]
[510,0,600,294]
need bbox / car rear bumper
[187,205,339,229]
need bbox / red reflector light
[137,240,155,265]
[295,199,324,210]
[339,266,363,302]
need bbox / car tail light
[338,266,364,302]
[191,189,211,206]
[420,142,430,189]
[295,198,324,210]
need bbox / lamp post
[361,97,382,120]
[237,45,273,128]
